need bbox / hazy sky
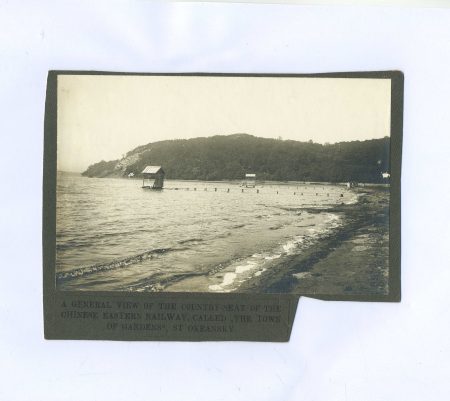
[57,75,391,172]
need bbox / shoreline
[237,187,390,295]
[58,171,389,188]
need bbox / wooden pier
[158,186,345,198]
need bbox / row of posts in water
[167,187,345,197]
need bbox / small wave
[282,241,297,254]
[235,261,257,274]
[56,247,175,282]
[208,253,275,292]
[265,254,281,260]
[269,224,284,230]
[126,282,166,292]
[56,240,87,251]
[215,232,232,239]
[57,227,163,250]
[178,238,204,245]
[277,206,303,213]
[124,271,205,292]
[254,269,266,277]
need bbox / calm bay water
[56,172,357,292]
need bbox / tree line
[82,134,390,183]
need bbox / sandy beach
[238,187,390,296]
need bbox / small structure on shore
[142,166,165,189]
[128,172,135,178]
[382,172,390,179]
[346,181,362,189]
[245,173,256,188]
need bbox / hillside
[82,134,390,183]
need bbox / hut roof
[142,166,164,174]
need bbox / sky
[57,74,391,172]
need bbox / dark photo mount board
[43,71,403,342]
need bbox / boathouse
[142,166,165,189]
[245,173,256,188]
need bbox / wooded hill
[82,134,390,183]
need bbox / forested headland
[82,134,390,183]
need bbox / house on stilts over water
[141,166,165,189]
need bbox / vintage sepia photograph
[55,73,397,296]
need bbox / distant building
[245,173,256,188]
[382,172,390,179]
[128,172,135,178]
[142,166,165,189]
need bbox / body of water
[56,173,357,292]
